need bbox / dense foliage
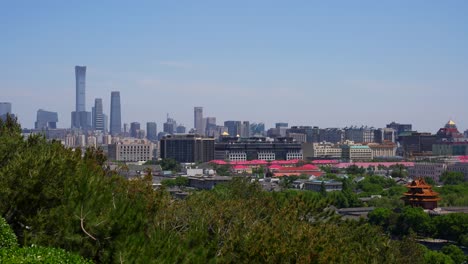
[0,116,446,263]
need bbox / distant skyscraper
[130,122,140,138]
[110,91,122,135]
[176,125,186,134]
[194,107,204,135]
[276,123,288,129]
[75,66,86,112]
[241,121,250,138]
[35,109,58,129]
[146,122,157,141]
[164,117,177,134]
[224,121,242,137]
[93,98,104,131]
[71,66,91,129]
[0,102,12,116]
[103,114,108,133]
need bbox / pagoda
[402,178,441,210]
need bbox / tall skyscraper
[0,102,12,116]
[93,98,104,131]
[146,122,157,141]
[194,107,204,135]
[130,122,140,138]
[164,116,177,134]
[75,66,86,112]
[110,91,122,135]
[71,66,91,129]
[224,121,242,137]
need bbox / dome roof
[221,131,229,136]
[445,120,457,128]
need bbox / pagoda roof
[406,178,432,188]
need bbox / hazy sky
[2,1,468,132]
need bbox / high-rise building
[103,114,108,133]
[176,125,186,134]
[250,123,265,136]
[110,91,122,135]
[0,102,12,116]
[205,117,217,136]
[224,121,242,137]
[275,123,288,129]
[130,122,141,138]
[164,117,177,134]
[93,98,104,131]
[146,122,157,141]
[194,107,204,135]
[241,121,250,138]
[71,66,91,129]
[75,66,86,112]
[386,122,412,137]
[160,134,215,163]
[35,109,58,129]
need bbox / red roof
[268,165,283,170]
[278,165,319,171]
[311,160,340,164]
[232,165,249,170]
[335,162,414,169]
[210,160,228,165]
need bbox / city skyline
[2,1,468,131]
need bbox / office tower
[176,125,186,134]
[93,98,104,131]
[0,102,12,116]
[75,66,86,112]
[224,121,242,137]
[194,107,204,135]
[241,121,250,138]
[386,122,412,137]
[275,123,288,129]
[164,116,177,134]
[123,123,129,135]
[160,134,215,163]
[204,117,216,136]
[130,122,141,138]
[71,66,91,129]
[110,91,122,135]
[103,114,108,133]
[35,109,58,129]
[250,123,265,136]
[146,122,157,141]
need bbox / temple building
[432,120,468,156]
[436,120,463,141]
[402,178,441,210]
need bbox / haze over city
[2,1,468,131]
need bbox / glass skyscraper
[110,91,121,135]
[35,109,58,129]
[72,66,91,129]
[93,98,104,131]
[75,66,86,112]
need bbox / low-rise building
[304,180,342,192]
[188,176,232,190]
[341,145,372,161]
[302,142,342,159]
[408,162,447,184]
[368,143,397,158]
[108,138,154,162]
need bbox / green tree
[441,245,466,264]
[424,250,455,264]
[440,171,465,185]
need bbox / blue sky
[1,1,468,132]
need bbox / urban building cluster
[3,66,468,172]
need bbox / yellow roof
[447,120,456,125]
[221,131,229,136]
